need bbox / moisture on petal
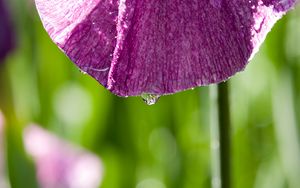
[35,0,297,97]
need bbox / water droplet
[141,93,160,105]
[80,70,87,75]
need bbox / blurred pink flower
[0,111,3,130]
[0,111,10,188]
[24,125,103,188]
[0,111,4,181]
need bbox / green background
[0,1,300,188]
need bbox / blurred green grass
[0,1,299,188]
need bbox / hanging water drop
[141,93,161,105]
[80,70,87,75]
[79,67,89,75]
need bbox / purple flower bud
[0,0,14,62]
[35,0,297,96]
[24,125,103,188]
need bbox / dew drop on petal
[141,93,161,105]
[80,70,87,75]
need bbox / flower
[0,111,3,130]
[23,125,103,188]
[0,0,14,62]
[35,0,297,97]
[0,111,10,188]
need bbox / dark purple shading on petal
[0,0,14,62]
[35,0,297,97]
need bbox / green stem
[210,82,231,188]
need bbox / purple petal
[0,0,14,62]
[35,0,297,96]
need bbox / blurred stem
[210,82,231,188]
[272,69,300,188]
